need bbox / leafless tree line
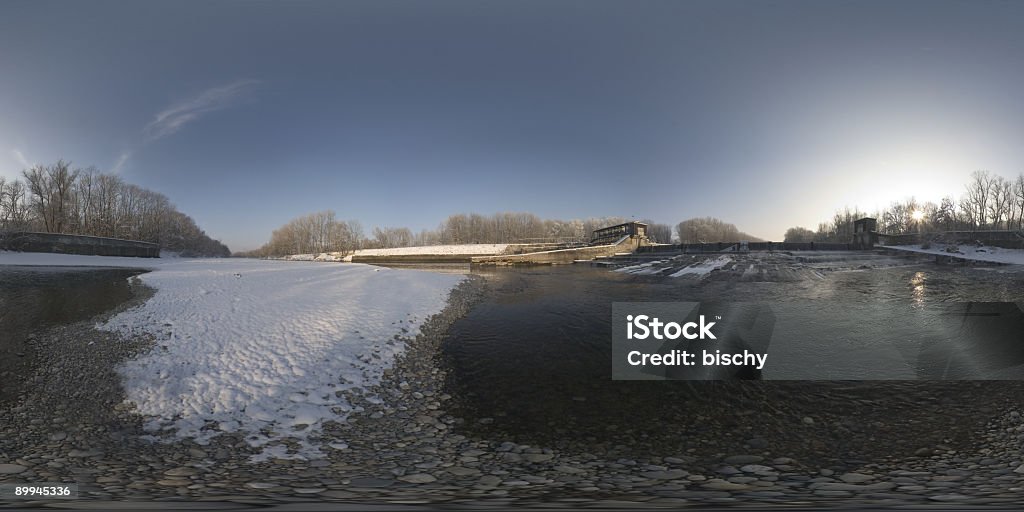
[238,210,365,257]
[675,217,764,244]
[1,160,230,256]
[785,170,1024,242]
[243,211,675,257]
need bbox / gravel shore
[2,273,1024,508]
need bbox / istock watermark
[626,313,717,340]
[612,302,775,380]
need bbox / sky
[2,0,1023,251]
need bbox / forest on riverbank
[239,211,767,258]
[237,212,676,258]
[0,160,230,256]
[786,170,1024,243]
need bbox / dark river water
[438,262,1024,441]
[0,266,143,401]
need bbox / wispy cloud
[111,151,131,174]
[144,79,261,141]
[12,149,31,168]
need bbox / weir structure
[471,222,651,266]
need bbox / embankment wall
[0,231,160,258]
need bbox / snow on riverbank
[349,243,508,257]
[881,244,1024,265]
[282,244,509,262]
[669,255,733,278]
[1,253,464,460]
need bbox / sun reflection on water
[910,271,927,308]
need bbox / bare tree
[676,217,762,243]
[784,226,815,243]
[7,159,228,255]
[1014,174,1024,229]
[21,160,80,233]
[987,176,1012,229]
[934,196,958,231]
[964,170,995,229]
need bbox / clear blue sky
[2,0,1023,251]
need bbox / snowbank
[881,244,1024,265]
[1,252,464,460]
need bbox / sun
[911,210,925,221]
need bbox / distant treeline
[0,160,230,256]
[785,170,1024,243]
[240,211,676,258]
[675,217,763,244]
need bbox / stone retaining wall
[0,231,160,258]
[472,237,640,266]
[351,253,488,264]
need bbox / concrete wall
[351,253,487,264]
[637,241,854,253]
[880,230,1024,249]
[0,231,160,258]
[472,236,641,266]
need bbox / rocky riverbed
[2,274,1024,508]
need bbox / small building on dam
[590,221,648,245]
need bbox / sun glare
[911,210,925,221]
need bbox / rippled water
[440,260,1024,438]
[0,266,143,401]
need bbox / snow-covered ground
[1,252,464,460]
[668,255,733,278]
[279,244,509,262]
[281,252,345,262]
[349,243,508,257]
[881,244,1024,265]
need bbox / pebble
[640,469,688,480]
[348,477,394,488]
[523,453,554,463]
[67,448,104,458]
[723,455,763,465]
[929,494,971,501]
[397,473,437,484]
[0,464,28,474]
[839,472,875,483]
[477,475,502,487]
[164,467,198,477]
[703,480,750,491]
[156,479,191,487]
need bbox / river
[438,255,1024,447]
[0,266,143,402]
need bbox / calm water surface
[0,266,143,401]
[440,262,1024,437]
